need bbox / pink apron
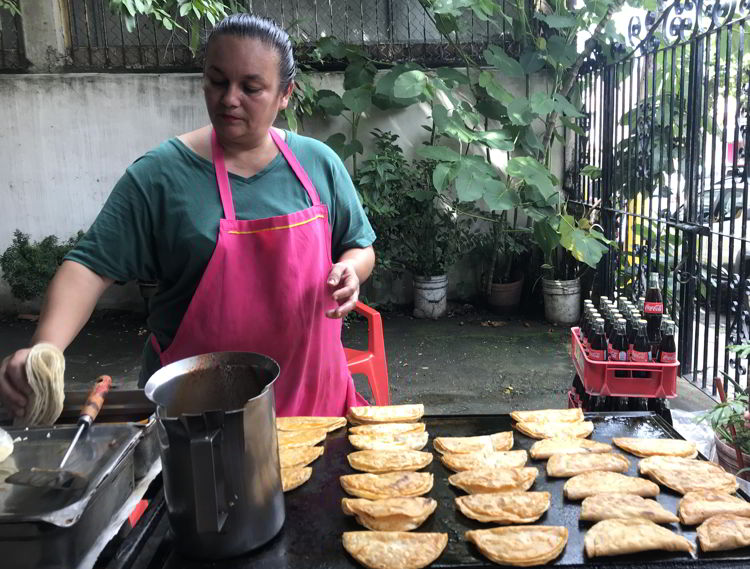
[151,129,367,416]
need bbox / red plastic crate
[570,327,678,398]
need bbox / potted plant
[356,131,474,318]
[473,213,529,312]
[532,206,611,325]
[400,159,475,319]
[696,356,750,481]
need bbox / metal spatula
[6,375,112,490]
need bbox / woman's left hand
[325,261,359,318]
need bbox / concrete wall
[0,71,563,311]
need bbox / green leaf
[179,2,192,16]
[284,107,298,133]
[342,86,372,113]
[205,11,216,26]
[483,180,518,211]
[436,67,470,86]
[567,229,609,268]
[534,219,561,260]
[523,127,545,154]
[520,51,546,74]
[553,93,583,117]
[475,129,514,151]
[393,70,428,99]
[434,13,459,35]
[162,17,173,31]
[581,165,602,180]
[546,36,577,68]
[530,92,555,116]
[417,145,462,162]
[483,45,525,78]
[560,116,584,135]
[317,90,345,116]
[316,36,348,59]
[475,98,507,120]
[344,60,376,90]
[124,15,136,33]
[507,156,557,202]
[536,13,578,29]
[507,98,535,125]
[324,133,347,155]
[433,162,455,191]
[373,64,423,109]
[478,71,514,106]
[455,168,485,202]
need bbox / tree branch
[541,0,625,152]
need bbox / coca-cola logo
[660,352,677,363]
[589,350,606,361]
[644,302,663,314]
[631,351,649,362]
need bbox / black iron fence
[572,0,750,397]
[0,6,25,70]
[65,0,515,71]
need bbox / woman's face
[203,35,292,145]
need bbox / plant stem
[540,0,626,154]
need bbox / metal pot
[144,351,284,559]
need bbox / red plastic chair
[345,302,390,405]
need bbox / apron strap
[269,129,322,206]
[211,129,236,221]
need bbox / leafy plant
[696,374,750,455]
[106,0,230,54]
[354,129,412,277]
[0,0,19,16]
[473,213,530,296]
[377,0,627,280]
[0,230,85,301]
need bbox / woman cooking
[0,14,375,418]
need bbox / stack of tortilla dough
[341,404,448,569]
[17,343,66,427]
[450,409,572,566]
[511,408,594,440]
[275,416,345,492]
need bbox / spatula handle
[81,375,112,424]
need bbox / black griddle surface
[114,412,750,569]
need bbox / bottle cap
[595,317,605,324]
[638,318,648,325]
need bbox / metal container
[0,423,150,569]
[144,351,284,560]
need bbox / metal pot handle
[185,412,228,534]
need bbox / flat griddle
[106,412,750,569]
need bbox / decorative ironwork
[626,0,750,54]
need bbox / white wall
[0,71,563,311]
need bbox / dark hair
[207,14,296,93]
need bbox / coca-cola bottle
[625,309,635,357]
[579,301,593,341]
[644,273,663,344]
[612,318,629,361]
[631,319,651,363]
[627,309,641,358]
[607,311,622,354]
[589,318,607,361]
[599,296,610,311]
[658,320,677,363]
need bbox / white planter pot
[542,277,581,325]
[413,275,448,319]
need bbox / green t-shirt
[66,131,375,380]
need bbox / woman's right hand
[745,410,750,429]
[0,348,31,418]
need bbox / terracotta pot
[714,432,750,481]
[488,274,524,311]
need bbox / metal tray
[0,422,158,569]
[107,412,750,569]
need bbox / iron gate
[572,0,750,397]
